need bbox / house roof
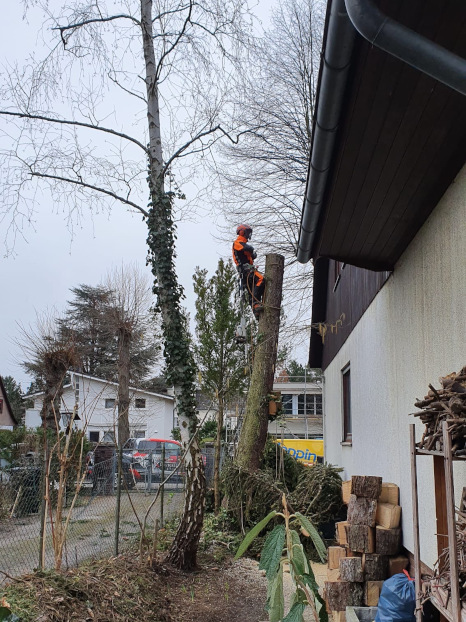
[27,373,174,402]
[0,376,19,426]
[298,0,466,271]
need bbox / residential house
[0,376,18,430]
[268,376,323,440]
[297,0,466,571]
[25,372,175,442]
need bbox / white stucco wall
[323,163,466,568]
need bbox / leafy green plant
[235,495,328,622]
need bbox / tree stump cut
[347,495,377,526]
[339,556,364,582]
[347,524,375,553]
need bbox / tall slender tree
[0,0,252,569]
[193,259,246,512]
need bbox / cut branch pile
[429,509,466,610]
[412,367,466,455]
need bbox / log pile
[412,367,466,456]
[324,476,408,620]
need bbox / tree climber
[232,224,265,319]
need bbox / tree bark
[117,327,131,446]
[235,253,284,471]
[214,394,224,513]
[141,0,205,570]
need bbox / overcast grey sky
[0,1,286,390]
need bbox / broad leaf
[301,565,319,593]
[259,524,286,579]
[267,564,284,622]
[294,513,327,563]
[283,602,306,622]
[290,529,309,576]
[234,510,277,559]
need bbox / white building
[268,379,323,440]
[297,0,466,572]
[0,376,18,431]
[25,372,175,442]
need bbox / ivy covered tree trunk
[142,0,205,570]
[236,253,285,471]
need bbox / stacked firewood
[413,367,466,455]
[324,476,408,621]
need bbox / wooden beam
[410,424,422,622]
[442,421,461,622]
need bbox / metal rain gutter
[297,0,466,265]
[297,0,356,264]
[345,0,466,98]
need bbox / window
[105,398,116,409]
[297,394,323,416]
[0,399,3,414]
[89,431,100,443]
[133,430,146,438]
[101,431,115,443]
[342,365,352,443]
[135,398,146,409]
[281,394,293,415]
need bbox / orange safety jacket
[232,235,256,268]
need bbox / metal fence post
[160,443,165,527]
[114,446,122,556]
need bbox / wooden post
[409,424,422,622]
[442,421,461,622]
[236,254,284,471]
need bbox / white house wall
[324,163,466,569]
[26,376,174,440]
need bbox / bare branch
[155,0,194,80]
[0,110,148,154]
[29,170,148,217]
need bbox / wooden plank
[365,580,384,606]
[328,546,347,570]
[434,454,449,559]
[342,480,352,504]
[379,483,399,505]
[375,502,401,528]
[442,421,461,622]
[410,423,422,622]
[336,521,349,546]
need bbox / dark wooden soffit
[312,0,466,271]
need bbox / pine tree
[193,259,247,512]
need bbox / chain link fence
[0,451,192,580]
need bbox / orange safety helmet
[236,224,252,239]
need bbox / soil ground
[1,551,328,621]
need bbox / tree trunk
[141,0,205,570]
[235,254,284,471]
[117,327,131,446]
[214,395,224,513]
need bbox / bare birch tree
[0,0,252,569]
[213,0,325,349]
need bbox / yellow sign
[276,439,324,465]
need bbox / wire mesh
[0,455,185,580]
